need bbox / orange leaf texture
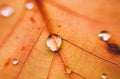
[0,0,120,79]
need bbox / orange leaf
[0,0,120,79]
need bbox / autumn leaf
[0,0,120,79]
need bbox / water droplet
[98,31,111,42]
[102,73,107,79]
[0,6,14,17]
[12,59,19,65]
[46,34,62,52]
[66,67,72,74]
[25,2,34,10]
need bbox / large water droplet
[25,2,34,10]
[46,34,62,52]
[12,59,19,65]
[98,31,111,42]
[102,73,107,79]
[0,6,14,17]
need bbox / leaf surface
[0,0,120,79]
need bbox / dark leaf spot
[4,58,11,67]
[21,46,25,51]
[30,17,35,23]
[107,43,120,54]
[58,25,62,28]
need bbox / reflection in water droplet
[66,67,71,74]
[0,6,14,17]
[25,2,34,10]
[98,31,111,42]
[46,34,62,52]
[12,59,19,65]
[102,73,107,79]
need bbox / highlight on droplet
[0,6,14,17]
[25,2,34,10]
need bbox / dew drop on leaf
[0,6,14,17]
[65,67,72,74]
[98,31,111,42]
[12,59,19,65]
[101,73,107,79]
[46,34,62,52]
[25,2,34,10]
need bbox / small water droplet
[0,6,14,17]
[66,67,72,74]
[12,59,19,65]
[102,73,107,79]
[25,2,34,10]
[98,31,111,42]
[46,34,62,52]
